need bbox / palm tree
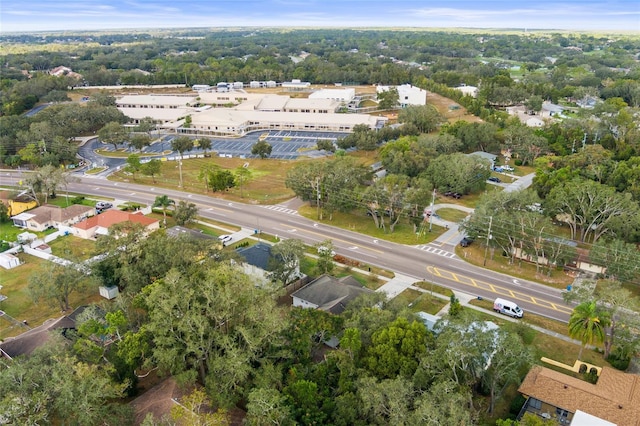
[153,195,175,227]
[568,301,609,360]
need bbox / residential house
[10,204,95,232]
[71,210,159,239]
[454,84,479,98]
[469,151,497,169]
[0,190,37,216]
[526,117,545,127]
[235,242,303,286]
[518,365,640,426]
[0,306,105,360]
[291,274,373,314]
[49,65,82,79]
[235,243,275,286]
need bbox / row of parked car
[492,165,514,173]
[443,191,462,199]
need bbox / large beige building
[116,92,386,137]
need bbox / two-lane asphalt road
[1,170,574,322]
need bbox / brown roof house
[11,204,94,232]
[518,365,640,426]
[71,210,160,239]
[291,274,373,315]
[0,306,97,360]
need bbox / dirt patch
[427,91,483,124]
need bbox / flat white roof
[190,108,381,128]
[570,410,616,426]
[284,98,339,110]
[120,107,191,121]
[197,92,263,104]
[309,88,356,99]
[116,94,196,107]
[257,95,289,111]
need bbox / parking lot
[131,130,344,160]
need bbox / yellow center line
[431,267,574,314]
[279,224,384,254]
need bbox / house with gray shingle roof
[291,274,373,315]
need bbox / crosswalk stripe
[416,245,456,259]
[260,205,299,215]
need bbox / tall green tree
[196,137,212,156]
[377,87,399,110]
[28,259,95,311]
[364,317,430,379]
[208,169,236,192]
[252,140,273,159]
[269,238,305,285]
[0,342,131,425]
[98,121,129,151]
[235,165,252,198]
[568,301,609,360]
[125,154,141,179]
[397,104,445,134]
[142,264,285,406]
[140,159,162,183]
[173,200,198,226]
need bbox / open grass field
[455,243,574,288]
[110,155,299,205]
[47,235,97,261]
[298,204,444,246]
[0,254,102,340]
[427,91,483,124]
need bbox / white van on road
[493,298,524,318]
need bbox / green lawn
[47,236,97,261]
[298,205,443,246]
[435,208,469,223]
[393,288,448,315]
[0,254,102,340]
[45,194,96,208]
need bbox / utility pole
[483,216,493,266]
[317,178,321,219]
[428,188,436,232]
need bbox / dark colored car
[460,237,474,247]
[488,177,501,183]
[452,193,462,199]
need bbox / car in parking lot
[502,165,514,172]
[95,201,113,210]
[459,237,474,247]
[488,177,501,183]
[218,235,233,244]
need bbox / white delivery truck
[493,298,524,318]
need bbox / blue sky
[1,0,638,33]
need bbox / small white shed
[99,286,119,300]
[0,253,21,269]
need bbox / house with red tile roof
[518,365,640,425]
[71,210,159,239]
